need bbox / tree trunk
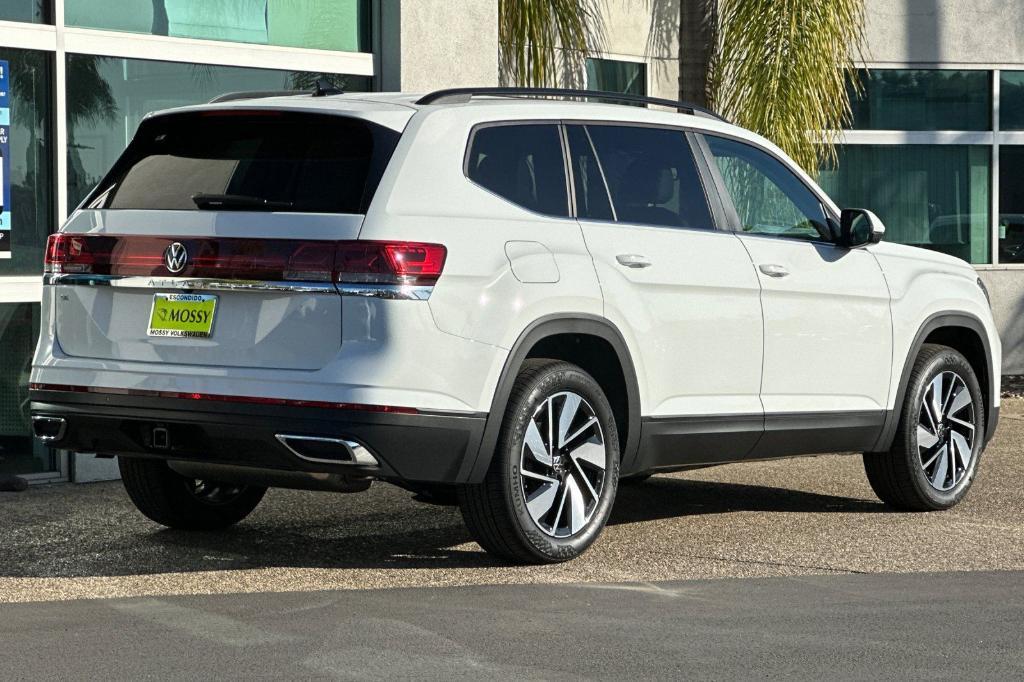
[679,0,717,107]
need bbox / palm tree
[702,0,866,177]
[498,0,598,87]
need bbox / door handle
[758,263,790,278]
[616,254,652,269]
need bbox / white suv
[30,87,1000,564]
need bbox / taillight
[335,241,447,286]
[44,234,98,274]
[44,235,446,286]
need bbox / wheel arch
[873,312,997,452]
[463,314,643,483]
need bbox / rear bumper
[29,388,487,484]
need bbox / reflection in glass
[586,58,647,101]
[998,146,1024,263]
[0,0,48,23]
[1000,72,1024,131]
[64,0,370,53]
[65,55,369,210]
[848,69,990,131]
[820,145,990,263]
[0,304,54,475]
[0,47,54,277]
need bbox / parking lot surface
[1,400,1023,604]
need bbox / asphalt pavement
[2,400,1023,678]
[3,571,1023,679]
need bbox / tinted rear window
[466,124,570,217]
[88,112,398,213]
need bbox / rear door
[51,110,401,371]
[699,133,892,455]
[567,123,765,470]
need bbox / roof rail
[415,87,729,123]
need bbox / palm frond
[499,0,597,87]
[708,0,865,177]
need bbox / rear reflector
[44,234,446,285]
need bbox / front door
[700,134,893,456]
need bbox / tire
[863,344,985,511]
[118,457,266,530]
[458,359,620,564]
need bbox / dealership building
[0,0,1021,481]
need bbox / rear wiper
[191,193,294,211]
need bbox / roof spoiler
[209,79,343,104]
[415,87,728,123]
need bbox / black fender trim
[461,314,643,483]
[872,312,997,452]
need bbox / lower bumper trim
[30,389,487,485]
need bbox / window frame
[462,120,575,220]
[695,131,842,246]
[561,119,729,234]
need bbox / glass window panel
[64,0,370,53]
[0,0,48,23]
[819,145,991,264]
[1000,72,1024,130]
[848,69,990,131]
[466,124,569,217]
[0,303,55,475]
[998,146,1024,262]
[706,135,830,241]
[0,47,54,277]
[586,58,647,98]
[65,55,369,211]
[566,125,614,221]
[586,125,713,229]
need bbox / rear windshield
[86,111,399,214]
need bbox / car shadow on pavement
[609,476,886,526]
[0,476,885,578]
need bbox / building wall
[379,0,499,92]
[865,0,1024,65]
[593,0,679,101]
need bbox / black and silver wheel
[864,344,985,511]
[459,359,619,564]
[119,457,266,530]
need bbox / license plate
[148,293,218,338]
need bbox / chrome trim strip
[275,434,380,467]
[336,283,433,300]
[32,416,67,443]
[44,273,338,294]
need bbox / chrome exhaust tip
[32,416,68,443]
[275,434,379,466]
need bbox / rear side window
[466,124,570,217]
[88,112,399,214]
[585,125,714,229]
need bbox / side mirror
[840,208,885,248]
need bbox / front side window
[705,135,830,241]
[466,124,569,217]
[584,125,713,229]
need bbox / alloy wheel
[918,370,976,491]
[519,391,607,538]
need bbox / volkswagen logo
[163,242,188,274]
